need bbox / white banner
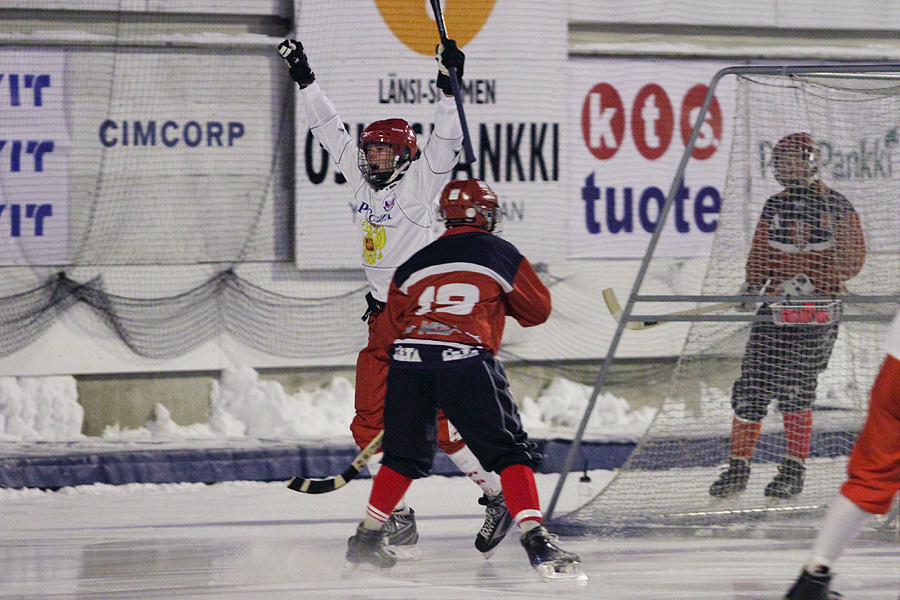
[566,58,737,258]
[293,0,567,269]
[0,51,70,265]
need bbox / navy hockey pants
[380,354,542,480]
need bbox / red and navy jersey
[746,182,866,294]
[382,225,551,359]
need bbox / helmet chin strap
[378,159,412,189]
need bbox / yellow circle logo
[373,0,497,55]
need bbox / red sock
[366,465,412,523]
[730,417,762,458]
[500,464,542,526]
[783,409,813,460]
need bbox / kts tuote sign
[566,58,735,259]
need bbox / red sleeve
[380,281,406,353]
[745,217,771,286]
[504,257,551,327]
[832,211,866,281]
[809,211,866,293]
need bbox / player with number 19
[346,179,587,582]
[276,38,513,557]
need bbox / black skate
[765,458,805,499]
[382,507,420,559]
[785,567,843,600]
[475,492,514,557]
[709,457,751,498]
[520,525,588,582]
[346,523,397,569]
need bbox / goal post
[546,64,900,537]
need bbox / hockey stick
[429,0,476,165]
[286,429,383,494]
[602,288,738,331]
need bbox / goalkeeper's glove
[435,39,465,95]
[780,273,815,297]
[278,39,316,88]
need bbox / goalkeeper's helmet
[358,119,419,189]
[772,132,820,188]
[440,179,501,233]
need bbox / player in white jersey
[784,308,900,599]
[278,38,513,558]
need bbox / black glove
[435,39,465,95]
[278,39,316,88]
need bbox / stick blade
[286,465,360,494]
[602,288,657,330]
[601,288,622,318]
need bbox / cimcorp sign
[373,0,497,55]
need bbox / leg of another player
[438,419,511,556]
[784,494,870,600]
[766,408,811,499]
[346,465,413,569]
[352,333,420,554]
[366,452,419,554]
[500,463,587,582]
[709,414,761,497]
[785,354,900,599]
[711,338,769,498]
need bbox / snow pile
[0,367,656,443]
[520,377,656,441]
[0,376,83,441]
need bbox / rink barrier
[0,431,853,489]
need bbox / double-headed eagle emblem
[362,222,386,264]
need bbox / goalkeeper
[277,38,512,556]
[709,132,866,500]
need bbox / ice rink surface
[1,471,897,600]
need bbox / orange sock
[730,417,762,458]
[783,409,813,460]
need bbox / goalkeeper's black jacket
[745,181,866,294]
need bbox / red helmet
[772,132,820,187]
[440,179,500,232]
[358,118,418,188]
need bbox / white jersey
[299,83,463,302]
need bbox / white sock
[367,452,383,478]
[807,494,872,570]
[518,519,541,533]
[447,445,502,496]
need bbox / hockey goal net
[553,65,900,537]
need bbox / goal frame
[545,63,900,528]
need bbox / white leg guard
[808,493,872,569]
[366,451,383,477]
[447,444,502,496]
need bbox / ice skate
[520,525,588,582]
[382,507,421,559]
[475,492,513,558]
[346,523,397,569]
[709,457,751,498]
[785,567,843,600]
[765,458,805,499]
